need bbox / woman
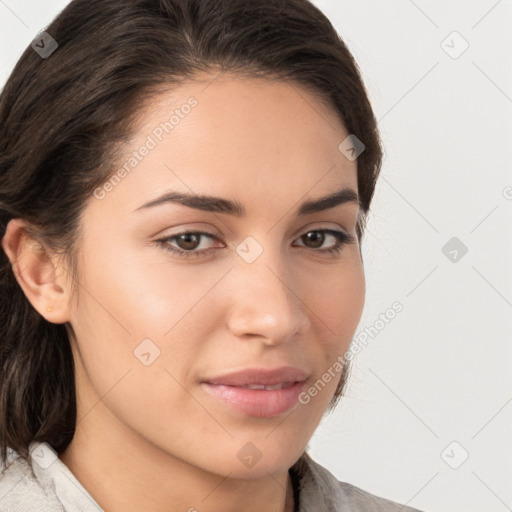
[0,0,425,510]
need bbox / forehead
[137,70,350,149]
[92,71,358,218]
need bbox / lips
[201,366,309,418]
[204,366,309,387]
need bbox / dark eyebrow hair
[133,186,360,216]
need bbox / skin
[2,71,365,512]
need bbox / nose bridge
[226,236,310,341]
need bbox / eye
[293,229,355,255]
[155,231,217,259]
[154,228,355,259]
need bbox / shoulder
[0,443,101,512]
[0,447,65,511]
[291,452,427,512]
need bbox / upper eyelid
[161,227,350,246]
[161,220,352,237]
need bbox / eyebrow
[133,186,360,216]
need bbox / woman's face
[65,72,365,478]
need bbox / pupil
[306,231,323,248]
[179,233,199,250]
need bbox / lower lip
[201,381,306,418]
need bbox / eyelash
[154,228,355,259]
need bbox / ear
[1,218,73,324]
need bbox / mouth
[201,366,309,418]
[234,382,296,390]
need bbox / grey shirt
[0,442,425,511]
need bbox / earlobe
[1,218,72,324]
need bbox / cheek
[70,244,230,379]
[68,247,217,432]
[75,237,205,330]
[310,255,365,355]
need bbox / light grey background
[1,1,511,511]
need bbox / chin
[198,430,309,480]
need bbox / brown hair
[0,0,382,466]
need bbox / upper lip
[204,366,309,387]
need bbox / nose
[226,250,311,345]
